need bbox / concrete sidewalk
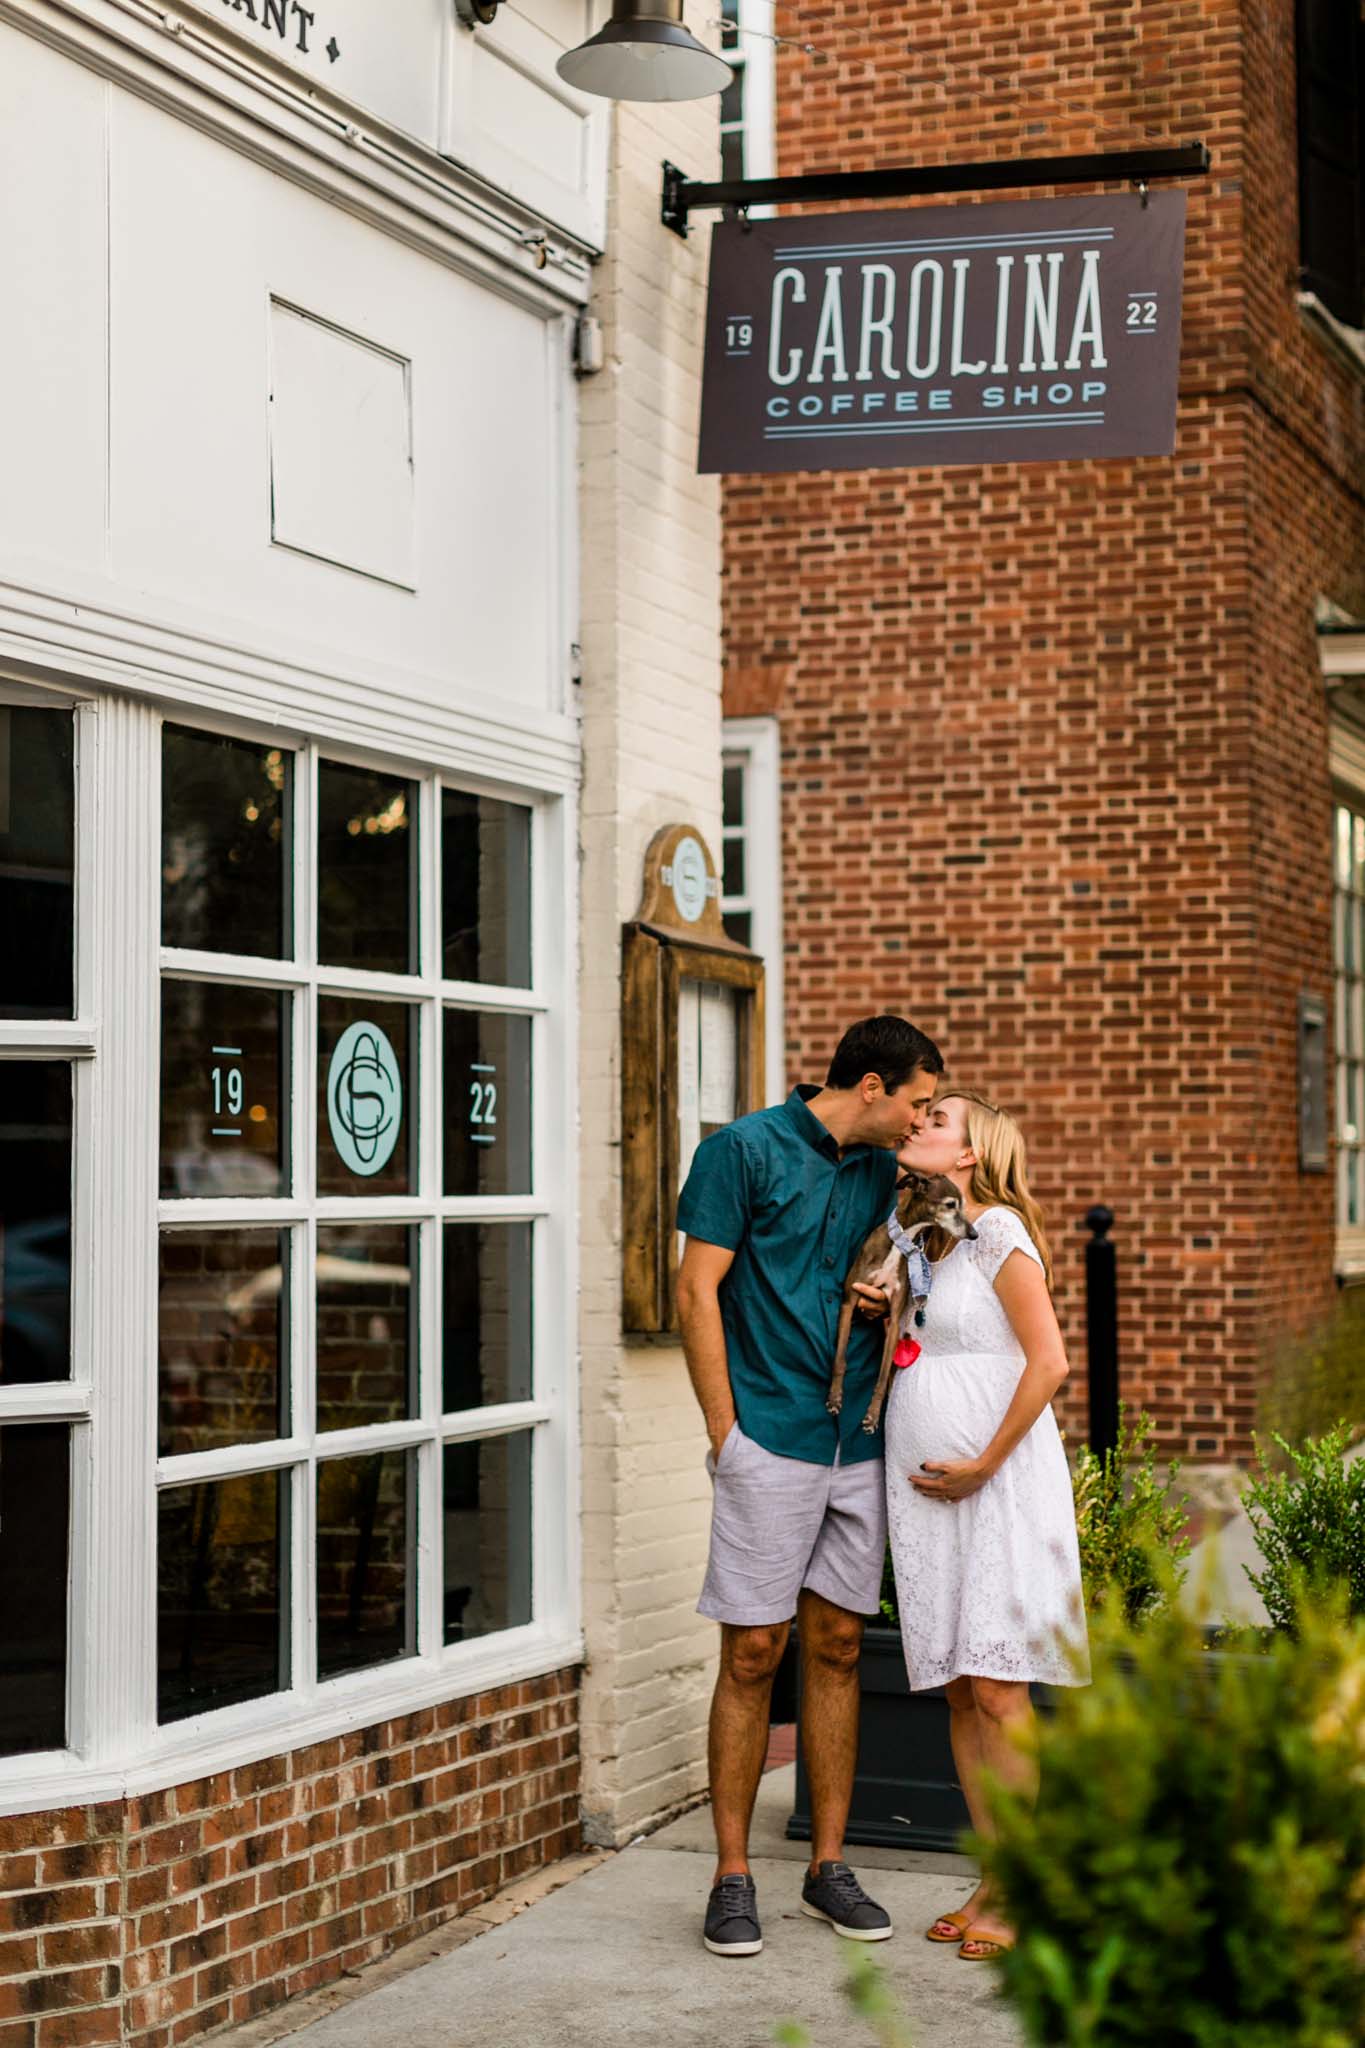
[230,1766,1024,2048]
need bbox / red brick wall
[0,1669,580,2048]
[722,0,1365,1459]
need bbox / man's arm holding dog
[677,1238,737,1459]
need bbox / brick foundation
[0,1668,580,2048]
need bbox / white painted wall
[576,89,726,1843]
[0,12,577,746]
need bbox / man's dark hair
[826,1015,945,1093]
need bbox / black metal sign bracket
[660,142,1210,239]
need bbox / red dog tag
[893,1336,921,1370]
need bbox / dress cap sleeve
[974,1206,1045,1285]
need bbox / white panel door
[442,0,608,251]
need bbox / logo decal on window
[327,1020,403,1176]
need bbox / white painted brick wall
[575,76,725,1849]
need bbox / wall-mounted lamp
[556,0,732,101]
[456,0,730,103]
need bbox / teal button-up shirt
[676,1086,898,1466]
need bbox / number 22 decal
[470,1080,499,1127]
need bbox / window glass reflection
[160,982,287,1199]
[443,1224,532,1413]
[443,1433,532,1644]
[0,1423,69,1755]
[443,1011,531,1196]
[318,762,415,975]
[161,727,289,959]
[158,1231,287,1456]
[0,708,74,1020]
[157,1472,286,1723]
[316,1225,415,1432]
[317,997,414,1197]
[0,1062,71,1386]
[441,791,531,988]
[316,1451,412,1680]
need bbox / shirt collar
[783,1084,880,1164]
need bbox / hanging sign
[697,190,1187,475]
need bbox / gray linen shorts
[698,1421,887,1627]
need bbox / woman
[882,1088,1088,1961]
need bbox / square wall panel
[269,302,416,591]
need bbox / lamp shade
[556,0,733,102]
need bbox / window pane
[444,1432,532,1644]
[158,1230,288,1456]
[0,1062,71,1385]
[720,71,744,125]
[722,909,752,949]
[443,1010,532,1196]
[157,1471,286,1723]
[0,1422,69,1755]
[317,762,415,975]
[317,997,414,1196]
[442,790,532,988]
[721,128,745,183]
[316,1451,412,1680]
[443,1223,532,1413]
[160,983,288,1198]
[722,762,745,830]
[161,727,289,959]
[722,834,746,899]
[316,1224,415,1431]
[0,708,74,1020]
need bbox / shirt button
[823,1255,834,1267]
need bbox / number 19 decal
[210,1046,244,1137]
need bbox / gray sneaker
[800,1861,893,1941]
[703,1872,763,1956]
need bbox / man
[676,1015,946,1958]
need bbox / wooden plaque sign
[622,824,765,1334]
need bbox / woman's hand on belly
[909,1456,991,1502]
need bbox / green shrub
[982,1597,1365,2048]
[1259,1291,1365,1448]
[1244,1424,1365,1631]
[1070,1409,1189,1622]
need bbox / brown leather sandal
[925,1910,973,1943]
[957,1925,1015,1960]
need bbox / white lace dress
[884,1206,1089,1691]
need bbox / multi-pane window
[1296,0,1365,329]
[716,0,775,192]
[156,727,540,1726]
[1335,798,1365,1233]
[721,718,784,1102]
[0,696,82,1759]
[0,687,564,1787]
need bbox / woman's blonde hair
[927,1087,1053,1289]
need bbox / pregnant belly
[886,1353,1018,1466]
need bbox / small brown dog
[827,1171,978,1434]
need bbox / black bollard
[1084,1205,1119,1460]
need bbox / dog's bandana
[885,1213,934,1303]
